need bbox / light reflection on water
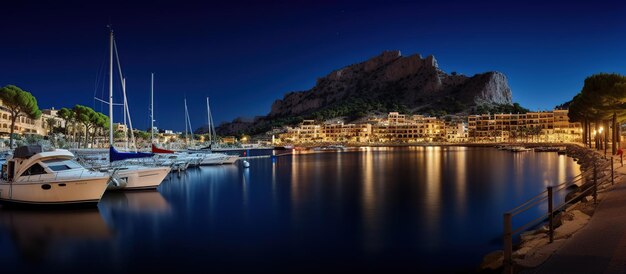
[0,147,580,273]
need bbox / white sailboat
[147,74,195,172]
[189,97,238,165]
[0,146,110,206]
[101,28,170,190]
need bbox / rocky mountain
[268,50,511,118]
[217,50,514,136]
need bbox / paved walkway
[530,162,626,273]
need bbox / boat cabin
[1,146,83,182]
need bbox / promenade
[528,160,626,273]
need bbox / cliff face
[268,50,512,118]
[217,50,513,135]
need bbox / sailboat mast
[208,98,216,144]
[206,97,211,144]
[108,29,114,146]
[184,98,188,144]
[123,78,128,150]
[187,101,194,146]
[151,73,154,143]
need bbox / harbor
[3,1,626,273]
[0,146,582,273]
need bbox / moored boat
[0,146,110,206]
[510,146,531,152]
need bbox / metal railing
[502,155,615,273]
[18,168,101,183]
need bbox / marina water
[0,146,580,273]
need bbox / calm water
[0,147,580,273]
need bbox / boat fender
[108,176,128,189]
[109,177,121,187]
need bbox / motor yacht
[0,146,110,206]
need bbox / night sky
[2,0,625,131]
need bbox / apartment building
[468,110,581,142]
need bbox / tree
[568,74,626,152]
[0,85,42,148]
[73,105,97,148]
[94,112,109,146]
[133,130,150,142]
[45,117,57,136]
[57,107,74,136]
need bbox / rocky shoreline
[479,144,618,272]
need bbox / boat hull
[0,178,109,207]
[114,166,171,190]
[221,156,239,165]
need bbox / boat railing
[502,154,615,273]
[21,168,102,183]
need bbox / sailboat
[203,97,238,165]
[99,28,170,189]
[148,76,197,171]
[181,98,238,165]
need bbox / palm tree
[45,117,57,136]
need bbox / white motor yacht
[0,146,110,206]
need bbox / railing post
[503,212,513,274]
[593,163,598,204]
[548,186,554,243]
[612,160,615,186]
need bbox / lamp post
[600,126,606,157]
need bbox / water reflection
[100,190,171,214]
[0,147,583,273]
[455,148,467,218]
[424,146,442,248]
[361,148,381,251]
[0,208,111,262]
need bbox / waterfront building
[114,123,128,132]
[283,120,322,143]
[321,122,371,143]
[467,110,581,142]
[0,99,50,137]
[40,108,65,135]
[222,136,237,144]
[445,121,468,143]
[277,109,582,144]
[371,113,446,143]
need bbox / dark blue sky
[1,1,625,131]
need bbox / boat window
[47,165,71,171]
[42,159,82,171]
[22,163,47,176]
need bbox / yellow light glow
[599,127,604,134]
